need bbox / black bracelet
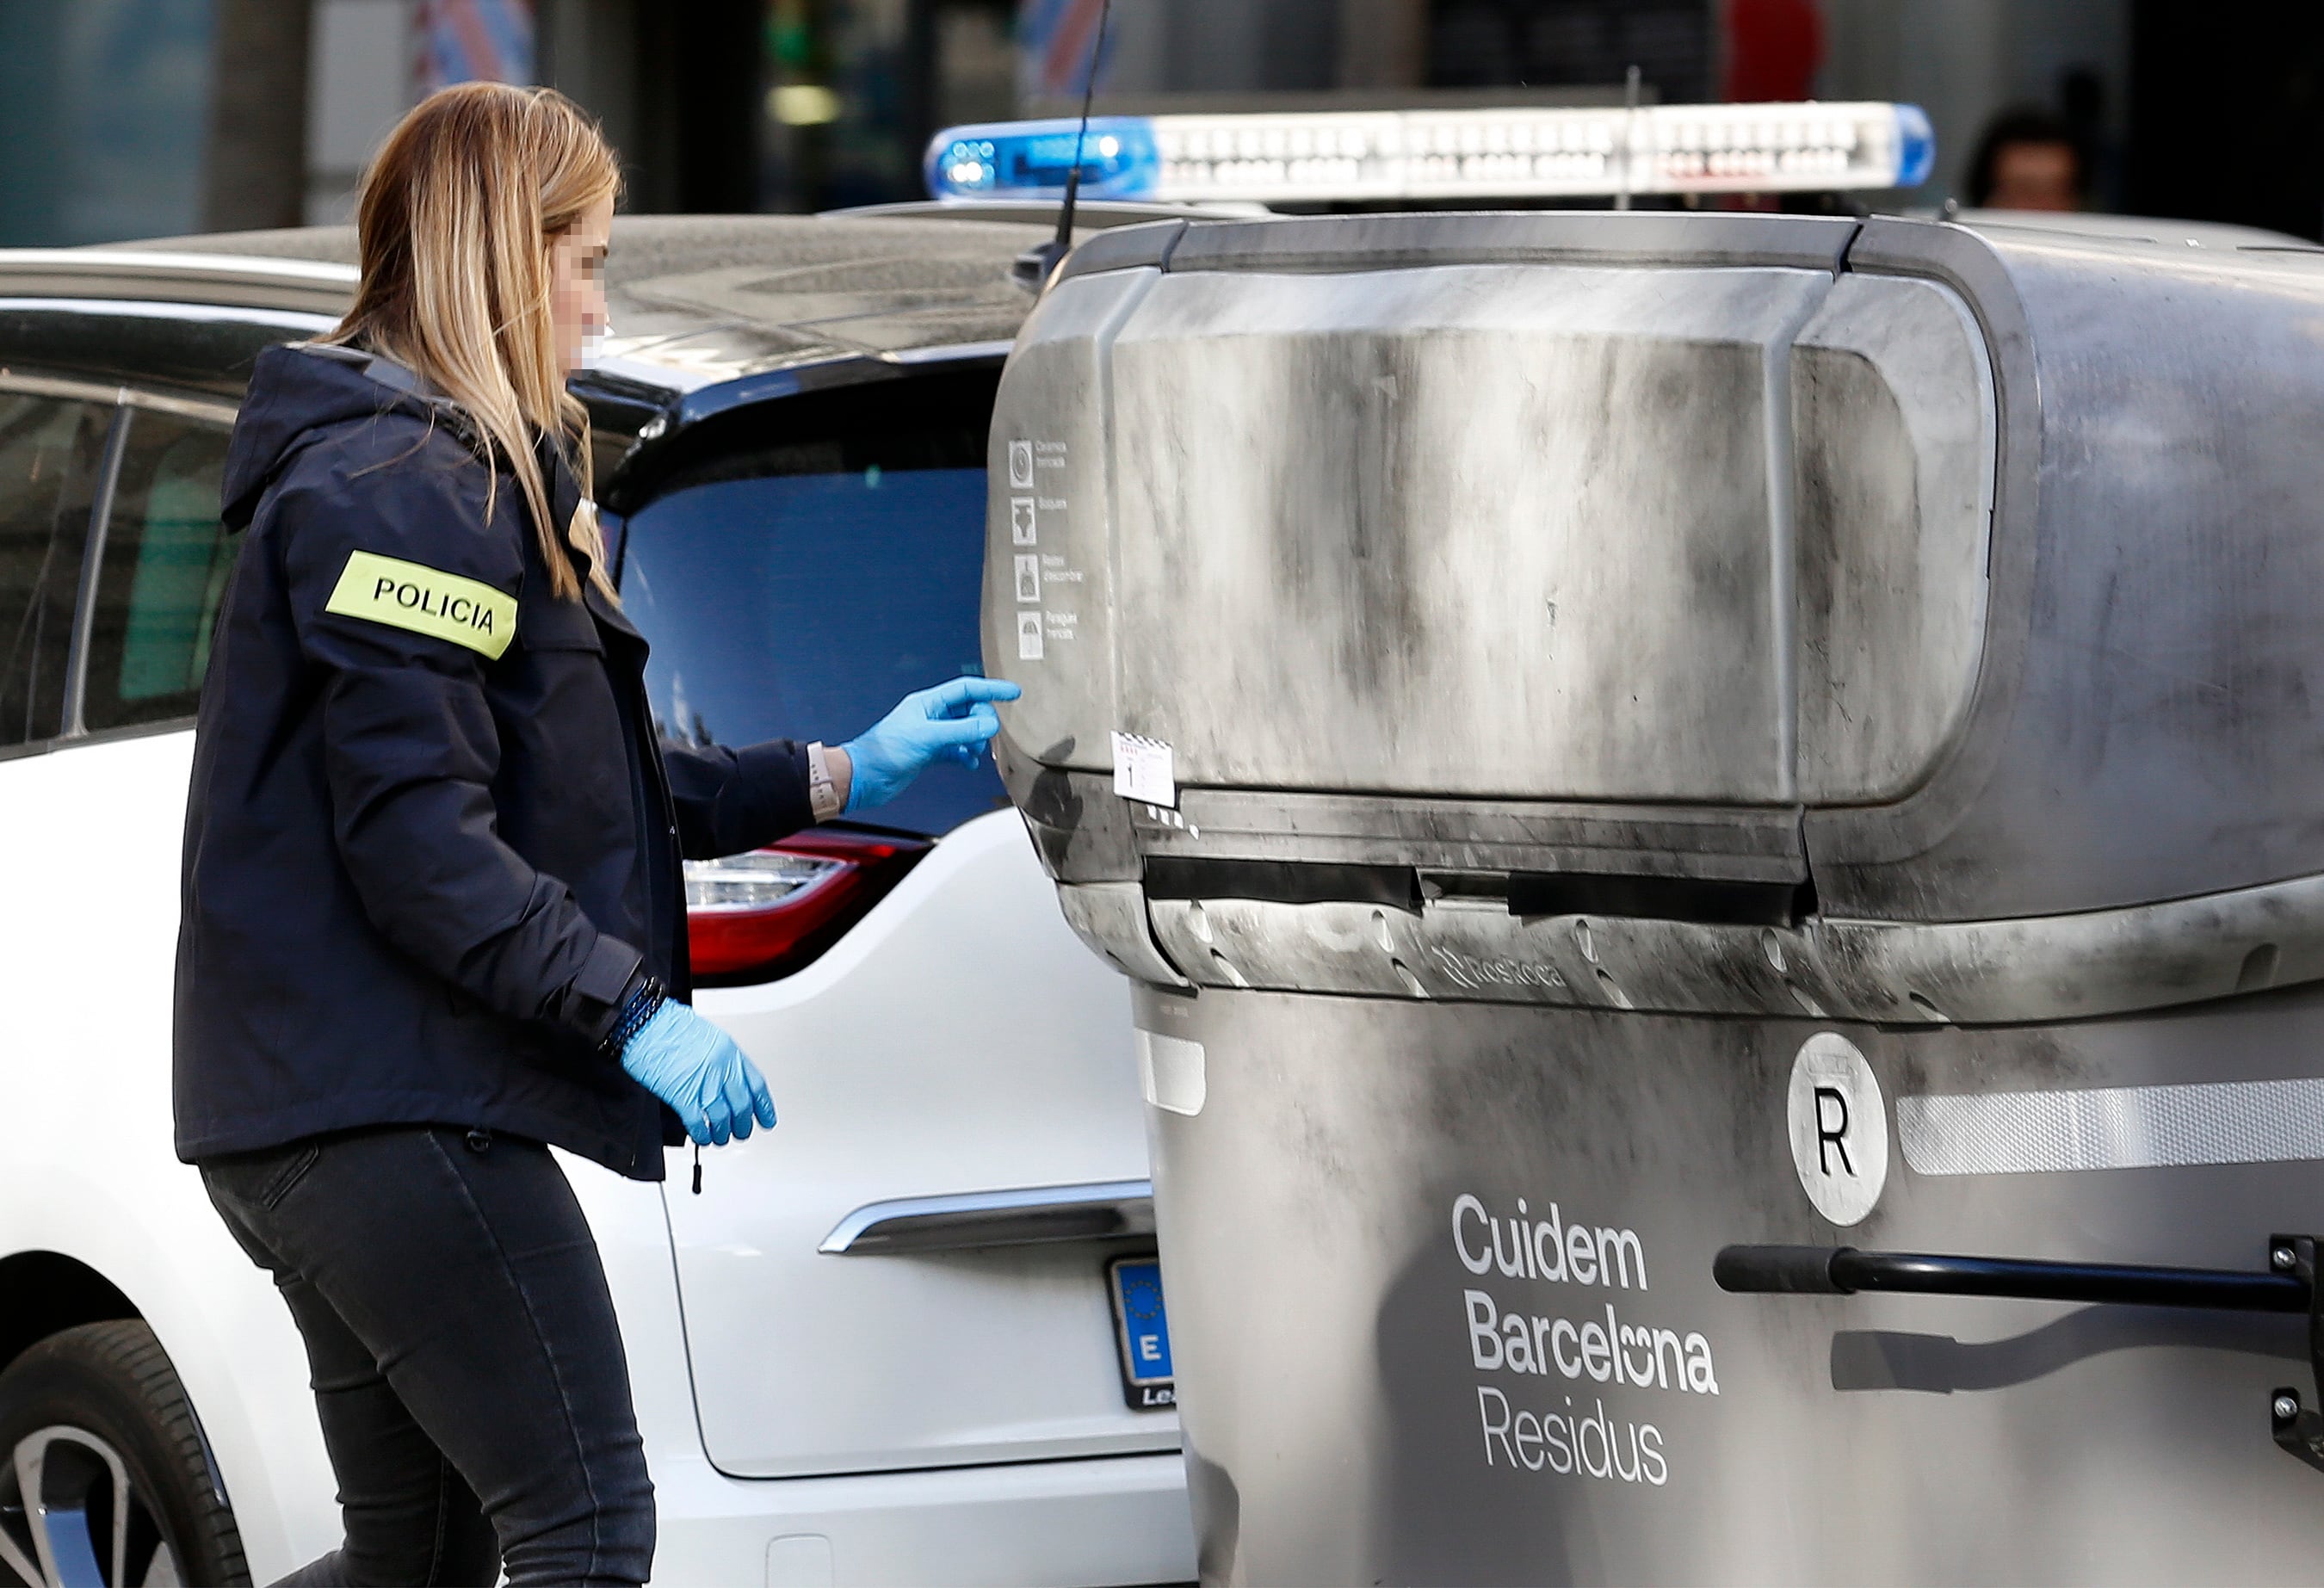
[599,974,667,1059]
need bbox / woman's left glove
[620,1000,777,1146]
[841,676,1023,813]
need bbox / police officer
[174,83,1017,1588]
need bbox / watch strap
[807,741,844,823]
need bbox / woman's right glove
[619,1000,777,1146]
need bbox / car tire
[0,1319,250,1588]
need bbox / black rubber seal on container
[1143,856,1422,912]
[1507,871,1816,928]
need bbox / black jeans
[202,1126,655,1588]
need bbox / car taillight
[684,829,930,986]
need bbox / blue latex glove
[841,676,1023,813]
[619,1001,777,1147]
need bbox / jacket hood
[221,343,445,528]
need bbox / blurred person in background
[1968,107,2087,212]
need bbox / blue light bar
[928,117,1159,201]
[927,102,1934,205]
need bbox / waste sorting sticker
[1004,437,1085,655]
[1452,1191,1722,1487]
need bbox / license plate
[1107,1255,1176,1410]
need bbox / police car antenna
[1049,0,1113,275]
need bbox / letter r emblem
[1786,1033,1888,1227]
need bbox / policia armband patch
[324,550,517,659]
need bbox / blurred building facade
[0,0,2313,244]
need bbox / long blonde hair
[329,83,620,600]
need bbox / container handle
[1715,1242,2306,1311]
[1715,1235,2324,1473]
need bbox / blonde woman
[176,84,1015,1586]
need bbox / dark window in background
[900,0,1020,206]
[619,392,1004,837]
[625,0,766,214]
[1429,0,1710,100]
[82,410,238,734]
[2131,1,2324,240]
[0,395,104,748]
[0,0,212,246]
[798,0,1027,212]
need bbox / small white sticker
[1011,497,1037,544]
[1016,611,1044,660]
[1137,1030,1206,1115]
[1007,440,1034,489]
[1787,1033,1888,1227]
[1013,553,1041,603]
[1111,731,1176,809]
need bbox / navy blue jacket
[174,344,813,1180]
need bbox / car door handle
[819,1179,1156,1255]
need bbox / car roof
[19,207,2313,401]
[1948,207,2318,251]
[2,213,1072,398]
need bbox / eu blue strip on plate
[1109,1256,1176,1409]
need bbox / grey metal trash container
[980,207,2324,1585]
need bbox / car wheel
[0,1320,249,1587]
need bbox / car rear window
[618,374,1005,837]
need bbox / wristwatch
[807,741,844,823]
[596,970,667,1060]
